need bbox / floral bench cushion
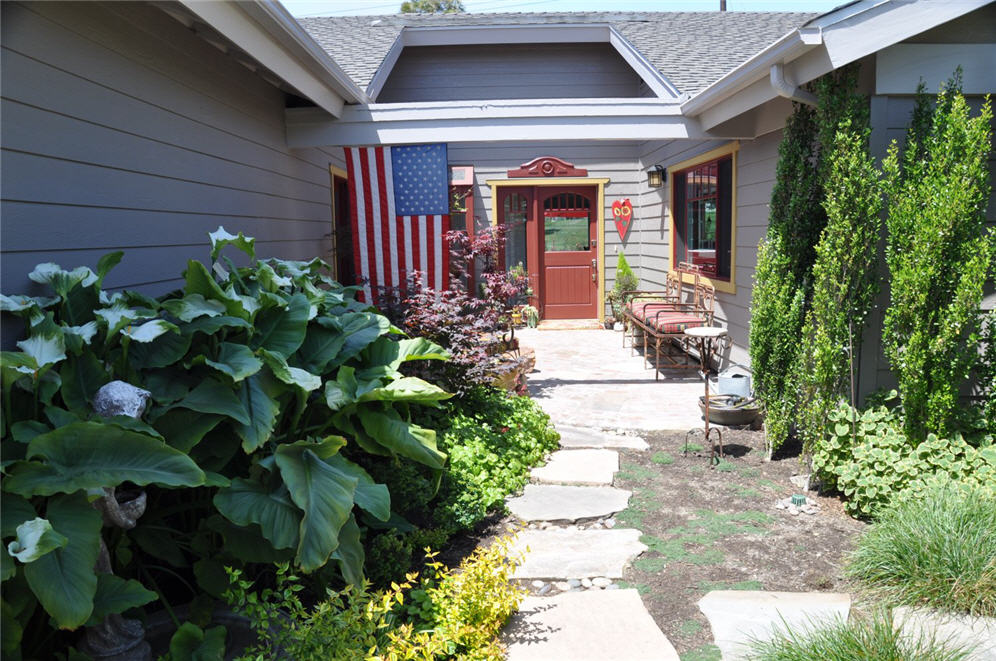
[644,311,706,334]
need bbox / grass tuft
[745,610,973,661]
[846,483,996,617]
[652,451,676,465]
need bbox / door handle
[591,259,597,283]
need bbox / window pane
[504,193,528,271]
[544,215,589,252]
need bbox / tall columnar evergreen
[796,116,882,449]
[750,65,867,452]
[882,74,994,441]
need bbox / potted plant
[609,250,639,330]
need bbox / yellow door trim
[666,143,739,295]
[488,178,611,321]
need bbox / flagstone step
[698,591,851,661]
[531,449,619,486]
[507,484,631,523]
[503,589,680,661]
[512,528,646,580]
[556,425,650,450]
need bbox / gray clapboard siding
[377,44,648,102]
[1,1,343,304]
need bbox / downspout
[770,62,818,106]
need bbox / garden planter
[893,607,996,660]
[492,347,536,392]
[697,394,760,427]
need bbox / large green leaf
[259,349,321,392]
[365,337,449,371]
[275,440,357,572]
[29,263,97,297]
[213,479,301,550]
[357,408,446,469]
[2,598,24,653]
[183,260,246,319]
[324,366,358,412]
[203,342,263,382]
[3,422,205,497]
[325,312,391,365]
[7,517,68,563]
[16,332,66,369]
[23,492,101,629]
[182,315,251,336]
[153,410,223,453]
[251,293,309,357]
[1,495,35,538]
[204,516,292,564]
[209,226,256,262]
[325,454,390,521]
[60,352,110,413]
[329,514,364,587]
[168,622,226,661]
[94,302,156,337]
[174,379,249,425]
[296,324,347,374]
[87,574,157,625]
[233,373,280,453]
[358,377,451,406]
[121,319,178,343]
[96,251,123,283]
[162,294,227,322]
[128,330,192,370]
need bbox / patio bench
[621,263,716,379]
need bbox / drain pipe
[770,62,818,106]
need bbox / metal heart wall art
[612,198,633,242]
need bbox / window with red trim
[672,156,733,280]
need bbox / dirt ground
[614,428,867,660]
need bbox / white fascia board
[285,100,700,147]
[178,0,369,116]
[366,23,679,101]
[684,0,991,121]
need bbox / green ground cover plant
[607,250,639,320]
[847,483,996,618]
[745,610,972,661]
[812,402,996,517]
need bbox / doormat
[536,319,604,330]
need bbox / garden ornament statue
[79,381,153,661]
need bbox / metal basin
[698,394,760,426]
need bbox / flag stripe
[344,145,450,301]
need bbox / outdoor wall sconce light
[647,164,666,188]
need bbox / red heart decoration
[612,199,633,242]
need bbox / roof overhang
[285,98,701,147]
[366,23,682,101]
[174,0,369,117]
[682,0,993,134]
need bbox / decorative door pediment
[507,156,588,178]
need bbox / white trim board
[285,101,703,147]
[365,23,681,102]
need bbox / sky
[280,0,843,17]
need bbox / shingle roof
[299,11,817,98]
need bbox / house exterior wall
[0,1,343,307]
[447,140,645,316]
[377,43,651,102]
[636,131,783,367]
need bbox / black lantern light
[647,164,666,188]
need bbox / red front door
[539,188,597,319]
[498,186,599,320]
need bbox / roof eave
[178,0,370,115]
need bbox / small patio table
[683,326,727,466]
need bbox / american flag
[344,144,450,302]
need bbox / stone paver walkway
[502,326,850,660]
[516,328,705,431]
